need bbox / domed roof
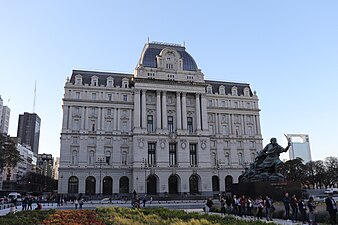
[139,42,198,71]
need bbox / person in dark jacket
[298,199,307,224]
[283,192,291,220]
[325,193,337,225]
[291,194,298,223]
[307,196,316,225]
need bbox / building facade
[287,134,312,163]
[0,96,10,135]
[37,153,54,178]
[17,112,41,157]
[58,42,263,197]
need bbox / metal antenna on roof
[147,36,150,44]
[183,41,185,47]
[33,80,37,113]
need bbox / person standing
[298,198,307,224]
[220,197,226,215]
[291,194,298,223]
[325,193,337,225]
[265,196,273,221]
[205,197,213,214]
[256,195,264,220]
[79,198,84,209]
[283,192,291,220]
[74,199,79,209]
[307,196,316,225]
[247,197,253,216]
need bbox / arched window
[85,176,96,195]
[212,176,220,192]
[189,174,199,194]
[225,175,233,192]
[119,176,129,194]
[68,176,79,194]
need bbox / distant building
[0,96,10,134]
[1,141,36,190]
[286,134,312,163]
[37,153,54,178]
[17,112,41,157]
[52,157,60,180]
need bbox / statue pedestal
[231,181,302,201]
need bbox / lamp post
[141,158,148,195]
[96,157,105,197]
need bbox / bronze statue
[240,137,291,183]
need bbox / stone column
[243,115,247,136]
[101,107,105,131]
[133,89,141,129]
[241,114,245,136]
[117,109,120,131]
[253,115,257,136]
[176,92,181,130]
[156,91,162,130]
[195,93,201,131]
[256,115,262,135]
[182,92,187,130]
[62,105,69,130]
[141,90,147,129]
[201,94,208,131]
[81,107,85,130]
[162,91,167,130]
[68,106,73,130]
[229,114,233,135]
[85,107,89,130]
[218,113,222,135]
[98,107,102,130]
[113,108,117,130]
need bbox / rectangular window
[122,152,127,165]
[189,144,197,166]
[76,92,80,99]
[168,116,174,132]
[92,93,97,100]
[148,143,156,166]
[147,115,153,133]
[108,94,112,101]
[107,108,111,115]
[123,95,128,102]
[169,143,177,166]
[106,156,111,165]
[187,117,193,134]
[209,125,214,135]
[73,119,80,130]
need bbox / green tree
[283,157,308,186]
[0,134,22,170]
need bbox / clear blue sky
[1,1,337,161]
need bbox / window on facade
[76,92,80,99]
[71,150,77,165]
[209,125,214,135]
[208,100,213,107]
[238,152,243,165]
[225,153,230,165]
[147,115,153,133]
[91,120,96,132]
[189,144,197,166]
[248,126,253,137]
[89,150,95,165]
[187,117,193,134]
[105,151,111,165]
[166,63,173,69]
[211,152,217,167]
[107,80,113,87]
[221,101,226,107]
[123,95,127,102]
[107,108,111,115]
[106,120,112,132]
[73,119,80,130]
[76,78,82,85]
[122,151,127,165]
[72,137,79,144]
[92,93,97,100]
[168,116,174,132]
[169,143,177,166]
[207,86,212,94]
[108,94,112,101]
[235,126,240,137]
[251,152,255,162]
[148,143,156,166]
[222,125,228,136]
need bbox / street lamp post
[96,157,105,197]
[141,158,148,195]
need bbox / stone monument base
[231,181,302,201]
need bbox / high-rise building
[287,134,312,163]
[0,96,11,134]
[58,41,263,197]
[37,153,54,178]
[17,112,41,157]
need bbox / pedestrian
[27,198,33,210]
[291,194,298,223]
[232,195,238,216]
[298,198,307,224]
[307,196,317,225]
[225,195,232,213]
[74,199,79,209]
[22,197,28,211]
[79,199,84,209]
[283,192,291,221]
[255,195,264,220]
[265,196,273,221]
[325,193,337,225]
[142,197,146,207]
[247,197,253,216]
[239,195,246,217]
[35,202,42,210]
[150,197,152,205]
[205,197,213,214]
[220,197,226,215]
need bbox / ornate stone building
[58,42,263,197]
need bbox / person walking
[283,192,291,220]
[79,198,84,209]
[239,195,246,217]
[325,193,337,225]
[265,196,274,221]
[232,195,238,216]
[247,197,253,216]
[291,194,298,223]
[220,197,226,216]
[27,198,33,210]
[307,196,316,225]
[22,197,28,211]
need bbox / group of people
[73,198,84,209]
[204,192,337,225]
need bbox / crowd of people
[204,192,337,225]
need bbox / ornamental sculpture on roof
[240,136,291,183]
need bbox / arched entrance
[85,176,96,195]
[168,175,179,194]
[119,176,129,194]
[68,176,79,194]
[225,175,233,192]
[147,175,157,195]
[103,176,112,195]
[212,175,220,192]
[189,174,199,194]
